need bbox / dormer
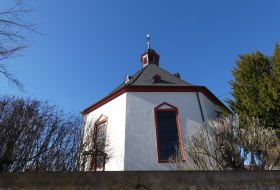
[153,74,161,83]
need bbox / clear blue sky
[1,0,280,115]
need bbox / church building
[81,37,228,171]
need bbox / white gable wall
[85,93,127,171]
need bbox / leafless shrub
[171,116,280,170]
[243,118,280,170]
[0,96,82,172]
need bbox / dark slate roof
[110,64,197,94]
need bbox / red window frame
[93,114,108,151]
[91,115,108,170]
[154,102,185,163]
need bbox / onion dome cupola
[140,34,160,67]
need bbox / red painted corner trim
[81,86,230,115]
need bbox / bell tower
[140,34,160,67]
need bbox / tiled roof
[109,64,196,95]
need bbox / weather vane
[146,34,151,49]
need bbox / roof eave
[81,85,231,115]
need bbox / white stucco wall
[84,93,127,171]
[198,92,220,121]
[124,92,216,171]
[84,91,222,171]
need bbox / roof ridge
[125,65,149,86]
[157,65,192,85]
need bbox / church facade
[81,41,227,171]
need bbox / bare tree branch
[77,118,111,171]
[0,96,82,172]
[0,0,37,89]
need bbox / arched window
[154,102,184,162]
[92,115,108,170]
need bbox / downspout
[196,92,205,123]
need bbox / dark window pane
[156,111,179,160]
[96,122,106,150]
[95,122,106,169]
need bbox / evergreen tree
[270,44,280,134]
[229,45,280,135]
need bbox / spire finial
[146,34,151,49]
